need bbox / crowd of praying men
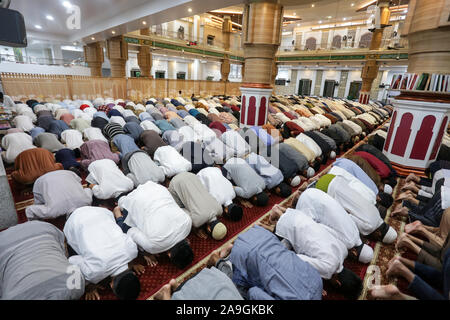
[0,91,448,300]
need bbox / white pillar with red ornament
[239,86,272,128]
[383,98,450,171]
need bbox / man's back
[230,226,322,300]
[0,221,85,300]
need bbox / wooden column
[83,42,104,77]
[221,56,231,82]
[359,0,391,103]
[137,28,153,78]
[220,16,233,82]
[106,36,128,78]
[240,0,283,128]
[403,0,450,74]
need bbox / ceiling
[216,0,409,30]
[8,0,243,44]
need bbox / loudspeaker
[0,7,27,47]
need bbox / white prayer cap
[307,167,315,178]
[290,175,301,187]
[358,244,374,264]
[382,227,397,244]
[330,151,336,159]
[384,184,393,195]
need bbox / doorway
[348,81,362,100]
[323,80,336,97]
[298,79,312,96]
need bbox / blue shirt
[30,127,46,141]
[93,112,109,122]
[112,134,139,158]
[333,158,379,195]
[123,122,144,141]
[250,126,275,146]
[230,225,323,300]
[48,120,69,139]
[155,120,175,134]
[139,112,153,122]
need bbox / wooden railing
[0,73,242,102]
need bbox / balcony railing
[278,37,408,54]
[0,54,86,67]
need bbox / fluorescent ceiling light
[63,1,72,9]
[35,25,42,29]
[46,15,54,21]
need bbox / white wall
[0,62,91,75]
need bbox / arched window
[391,112,413,157]
[410,115,436,160]
[430,116,449,160]
[257,97,267,126]
[305,37,317,50]
[240,95,246,123]
[384,110,397,151]
[332,35,342,49]
[359,32,373,48]
[247,96,257,126]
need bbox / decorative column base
[239,85,273,128]
[383,96,450,174]
[359,91,371,104]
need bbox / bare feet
[206,249,220,268]
[257,221,275,233]
[206,243,233,268]
[85,288,100,300]
[143,254,158,267]
[404,220,423,234]
[391,206,409,218]
[405,173,419,183]
[219,243,233,259]
[113,206,122,219]
[131,263,146,276]
[386,256,408,279]
[401,182,417,193]
[194,228,208,239]
[395,233,413,251]
[240,199,253,209]
[269,204,286,224]
[153,279,178,300]
[397,191,414,201]
[370,284,404,300]
[298,181,308,192]
[308,176,320,184]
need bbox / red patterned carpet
[5,131,393,300]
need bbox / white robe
[276,208,348,279]
[296,188,362,249]
[86,159,134,199]
[296,133,322,157]
[328,166,377,204]
[221,130,251,158]
[13,115,35,132]
[83,127,108,143]
[118,181,192,254]
[197,167,236,207]
[327,175,384,235]
[203,137,234,164]
[1,132,36,164]
[61,129,84,150]
[64,206,138,284]
[140,120,162,134]
[153,145,192,178]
